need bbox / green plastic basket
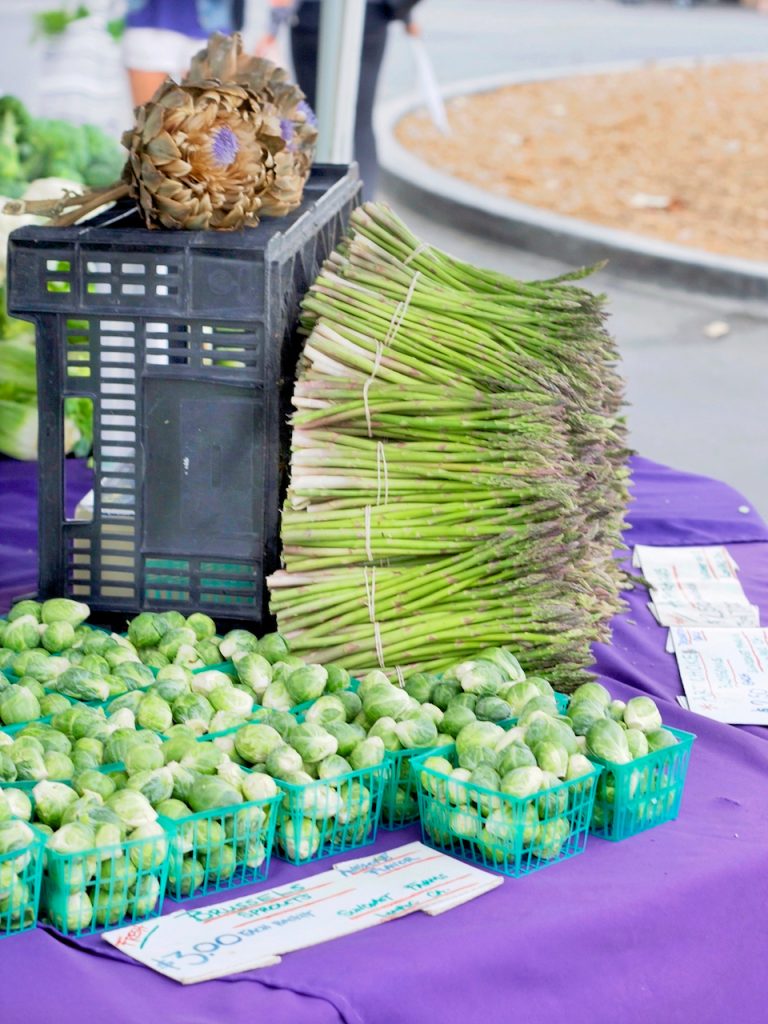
[411,745,600,878]
[0,818,44,937]
[159,792,279,901]
[40,825,169,935]
[275,762,390,866]
[588,726,695,841]
[381,745,441,830]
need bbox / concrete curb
[376,57,768,299]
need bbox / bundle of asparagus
[267,203,631,690]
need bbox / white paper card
[102,844,501,984]
[670,627,768,724]
[633,545,739,581]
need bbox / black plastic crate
[7,164,360,629]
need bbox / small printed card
[632,545,758,629]
[668,626,768,725]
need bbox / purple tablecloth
[1,455,768,1024]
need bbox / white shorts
[122,27,207,77]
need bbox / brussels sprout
[426,680,463,711]
[259,680,291,712]
[28,780,75,829]
[289,723,338,765]
[180,743,228,776]
[181,612,215,641]
[455,720,505,771]
[497,680,540,717]
[171,692,214,733]
[0,788,29,825]
[319,664,348,695]
[71,769,115,802]
[303,694,347,728]
[565,753,595,782]
[38,694,71,718]
[467,765,501,814]
[42,751,75,780]
[498,742,537,775]
[323,721,366,758]
[0,752,16,782]
[0,685,41,726]
[159,734,198,766]
[151,675,191,705]
[253,632,289,665]
[283,664,328,706]
[192,640,221,666]
[646,728,678,752]
[130,874,161,917]
[234,724,283,765]
[623,696,663,735]
[124,737,165,775]
[440,704,477,739]
[156,627,197,661]
[78,631,114,656]
[39,599,89,628]
[139,649,170,670]
[126,821,167,871]
[532,741,569,778]
[133,694,171,734]
[13,747,47,782]
[106,789,158,829]
[349,736,386,770]
[475,696,512,723]
[316,754,352,780]
[607,699,627,723]
[8,600,43,623]
[49,890,94,932]
[0,818,36,857]
[188,776,243,813]
[586,718,632,765]
[53,668,110,703]
[394,713,439,751]
[486,803,539,847]
[402,673,432,704]
[534,816,571,860]
[40,621,76,654]
[233,652,272,696]
[570,682,612,708]
[367,716,400,752]
[278,817,321,861]
[208,685,252,717]
[114,661,155,690]
[3,616,42,652]
[127,612,169,649]
[625,728,650,760]
[356,670,391,701]
[457,661,506,697]
[567,698,609,737]
[167,856,205,897]
[238,771,277,804]
[218,629,260,661]
[536,771,569,817]
[362,683,415,725]
[500,765,545,800]
[265,744,304,780]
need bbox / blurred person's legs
[123,27,207,105]
[290,2,391,200]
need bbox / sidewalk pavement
[376,0,768,516]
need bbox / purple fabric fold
[1,454,767,1024]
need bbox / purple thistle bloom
[297,100,318,128]
[211,125,239,167]
[280,118,296,153]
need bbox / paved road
[376,0,768,516]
